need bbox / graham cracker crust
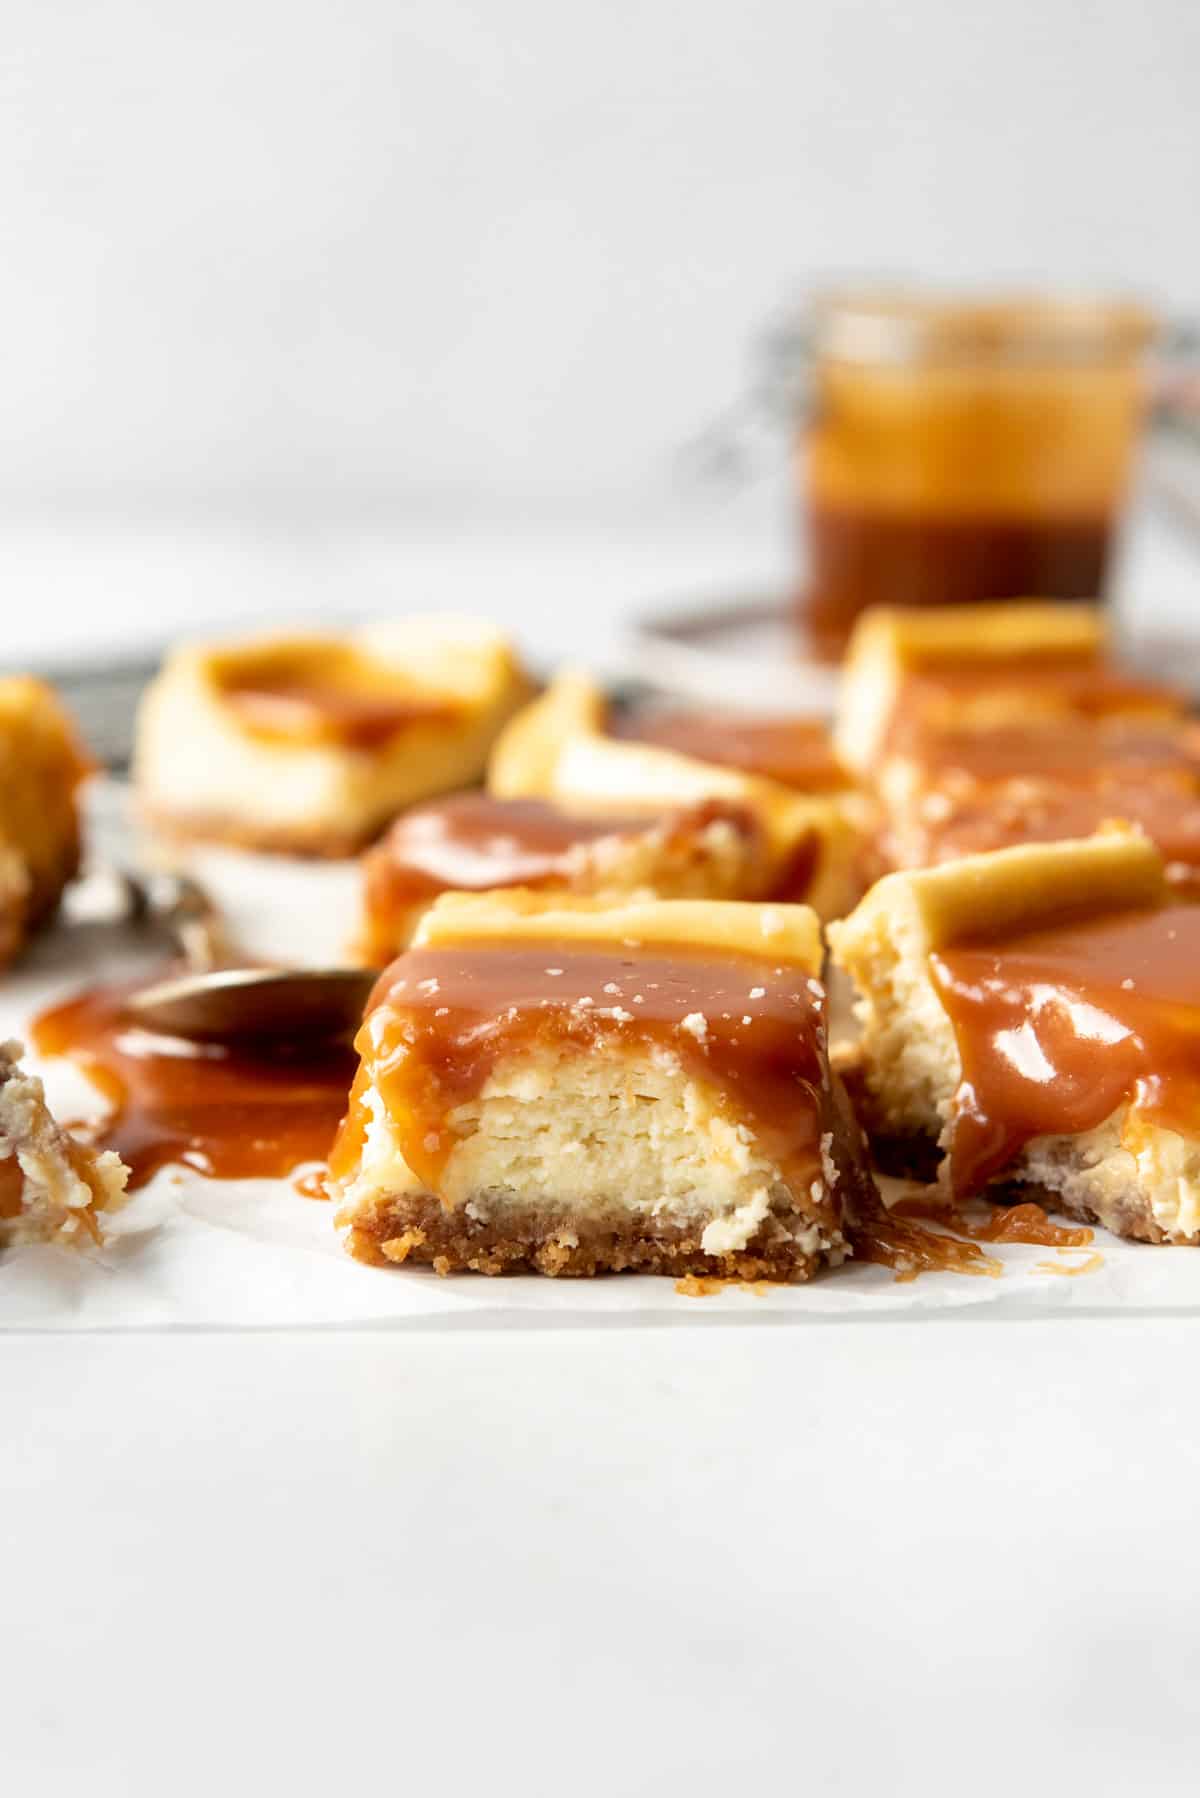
[340,1192,831,1282]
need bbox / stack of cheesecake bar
[6,601,1200,1278]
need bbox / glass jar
[797,291,1157,657]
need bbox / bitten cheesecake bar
[488,672,869,919]
[134,616,533,855]
[357,791,774,963]
[330,892,875,1279]
[834,602,1185,777]
[0,1042,128,1247]
[0,677,92,968]
[830,831,1200,1243]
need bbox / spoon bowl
[125,966,381,1044]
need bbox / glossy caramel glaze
[331,942,835,1216]
[221,659,459,749]
[364,793,664,913]
[930,902,1200,1195]
[614,709,850,790]
[900,783,1200,888]
[32,977,356,1189]
[893,657,1185,736]
[897,718,1200,790]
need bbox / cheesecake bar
[489,672,869,919]
[877,715,1200,889]
[134,616,533,855]
[835,602,1184,776]
[0,1041,128,1247]
[830,831,1200,1243]
[357,791,774,963]
[329,892,875,1279]
[0,677,92,968]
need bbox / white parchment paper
[3,783,1198,1328]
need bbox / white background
[3,0,1198,524]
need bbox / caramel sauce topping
[897,656,1185,726]
[220,653,459,749]
[330,941,833,1214]
[364,794,665,914]
[930,902,1200,1196]
[32,978,356,1189]
[900,718,1200,790]
[907,784,1200,887]
[615,709,849,790]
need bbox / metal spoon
[119,871,380,1044]
[124,963,380,1044]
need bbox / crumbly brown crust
[340,1191,829,1281]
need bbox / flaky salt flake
[1121,977,1135,990]
[417,977,440,996]
[597,1006,633,1024]
[603,982,621,995]
[632,994,644,1004]
[680,1012,708,1041]
[741,1015,753,1026]
[545,967,564,977]
[434,1006,449,1017]
[748,986,765,1000]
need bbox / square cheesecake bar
[357,791,775,963]
[834,602,1185,778]
[488,671,870,919]
[875,714,1200,891]
[830,831,1200,1243]
[0,677,92,968]
[134,615,533,855]
[329,892,875,1279]
[0,1042,128,1247]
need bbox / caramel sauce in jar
[330,941,835,1216]
[798,294,1153,654]
[32,977,356,1189]
[614,710,850,791]
[930,902,1200,1196]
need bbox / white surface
[3,2,1199,514]
[6,1323,1200,1796]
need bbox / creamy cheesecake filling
[930,902,1200,1197]
[330,939,836,1225]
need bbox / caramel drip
[615,710,849,791]
[0,1157,23,1220]
[330,942,833,1215]
[930,903,1200,1196]
[32,976,356,1189]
